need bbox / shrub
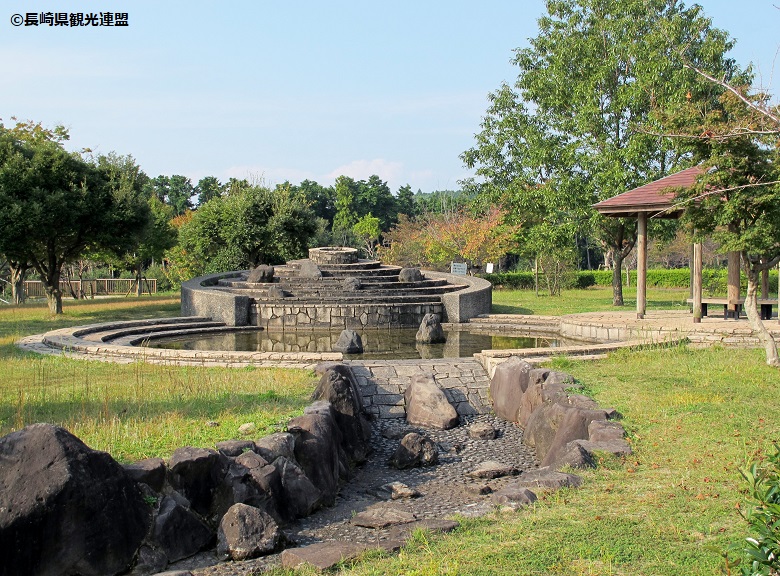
[724,446,780,575]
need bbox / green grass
[492,286,691,316]
[0,296,316,462]
[306,345,779,576]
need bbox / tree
[352,213,381,258]
[332,175,359,244]
[0,121,148,313]
[194,176,222,206]
[462,0,737,305]
[396,184,416,219]
[294,179,336,224]
[356,175,397,231]
[178,183,316,273]
[167,175,194,216]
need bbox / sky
[2,1,778,194]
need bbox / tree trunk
[9,263,27,304]
[44,268,63,314]
[742,255,779,367]
[612,252,625,306]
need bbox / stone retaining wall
[251,301,444,330]
[181,272,250,326]
[425,272,492,323]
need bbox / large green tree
[178,183,316,273]
[0,121,148,313]
[462,0,737,305]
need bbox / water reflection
[148,328,576,360]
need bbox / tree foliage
[0,121,148,313]
[177,183,316,274]
[462,0,737,305]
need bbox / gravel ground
[174,414,538,576]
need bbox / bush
[724,446,780,575]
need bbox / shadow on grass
[491,304,536,315]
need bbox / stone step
[110,325,260,346]
[284,258,385,271]
[83,321,227,343]
[69,317,214,340]
[250,294,444,305]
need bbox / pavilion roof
[593,166,705,218]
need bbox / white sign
[450,262,468,275]
[485,263,494,274]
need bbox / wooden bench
[686,297,776,320]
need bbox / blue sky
[2,1,778,193]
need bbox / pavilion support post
[636,212,647,319]
[692,242,703,323]
[727,251,741,319]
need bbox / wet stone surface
[181,414,538,576]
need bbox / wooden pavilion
[593,166,744,323]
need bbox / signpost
[450,262,467,276]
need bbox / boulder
[153,494,214,564]
[491,486,538,509]
[246,264,274,283]
[375,481,421,500]
[333,329,364,353]
[351,504,417,528]
[215,440,255,458]
[312,364,372,464]
[467,460,519,479]
[267,285,287,299]
[389,432,439,469]
[167,447,229,519]
[545,441,596,470]
[272,456,323,518]
[415,313,446,344]
[0,424,152,576]
[281,541,370,572]
[523,402,570,458]
[343,277,362,291]
[489,357,533,422]
[539,407,608,467]
[398,267,424,283]
[512,467,582,491]
[298,260,322,279]
[517,379,569,427]
[217,503,283,561]
[588,420,627,443]
[210,456,281,522]
[254,432,295,462]
[468,422,497,440]
[288,402,345,505]
[234,451,285,522]
[404,374,459,430]
[124,457,167,492]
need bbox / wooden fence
[22,278,157,298]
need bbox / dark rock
[271,456,322,519]
[491,486,538,508]
[246,264,274,283]
[0,424,152,576]
[210,456,275,522]
[513,467,582,490]
[254,432,295,462]
[351,504,416,528]
[489,357,532,422]
[333,329,363,353]
[468,422,496,440]
[389,432,439,469]
[467,460,519,479]
[298,260,322,279]
[312,364,372,464]
[398,267,424,283]
[539,407,608,467]
[415,313,446,344]
[167,447,229,519]
[288,402,345,504]
[153,494,214,564]
[404,374,458,430]
[465,483,493,495]
[574,439,632,457]
[343,277,362,291]
[547,441,596,470]
[517,379,569,427]
[129,544,167,575]
[233,451,285,522]
[267,285,286,299]
[215,440,255,458]
[217,503,283,561]
[588,420,627,443]
[124,457,167,492]
[281,541,369,571]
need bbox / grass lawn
[0,296,316,462]
[492,286,691,316]
[3,292,778,574]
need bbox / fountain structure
[181,247,492,329]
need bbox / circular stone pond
[145,327,583,360]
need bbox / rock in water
[415,313,446,344]
[333,329,363,353]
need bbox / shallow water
[147,328,578,360]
